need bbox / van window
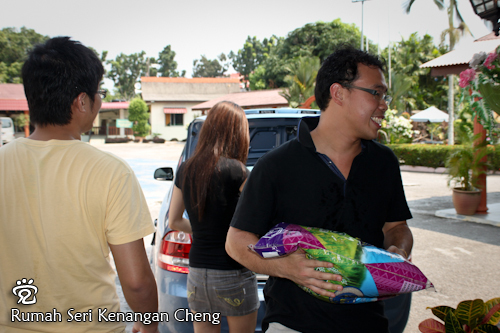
[1,118,13,128]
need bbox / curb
[400,165,446,173]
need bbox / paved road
[399,171,500,332]
[94,142,500,333]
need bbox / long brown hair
[182,101,249,220]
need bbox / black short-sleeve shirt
[230,116,412,332]
[175,157,249,270]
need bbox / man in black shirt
[226,46,413,333]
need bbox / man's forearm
[226,227,273,275]
[121,272,158,314]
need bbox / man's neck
[28,125,82,141]
[310,116,362,158]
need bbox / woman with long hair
[168,101,258,333]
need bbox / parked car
[152,108,411,333]
[1,117,15,144]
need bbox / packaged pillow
[251,222,434,304]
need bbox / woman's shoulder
[218,156,245,168]
[218,157,248,178]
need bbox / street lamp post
[468,0,500,35]
[352,0,368,51]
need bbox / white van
[1,117,15,144]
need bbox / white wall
[150,101,202,141]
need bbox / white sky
[1,0,492,88]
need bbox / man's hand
[277,249,344,297]
[383,221,413,260]
[132,321,160,333]
[226,227,343,298]
[385,245,408,259]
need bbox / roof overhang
[164,108,187,114]
[0,99,29,111]
[192,89,288,111]
[420,34,500,76]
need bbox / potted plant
[151,133,165,143]
[418,297,500,333]
[445,128,489,215]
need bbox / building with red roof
[141,77,241,141]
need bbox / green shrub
[386,144,500,172]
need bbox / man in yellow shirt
[0,37,158,333]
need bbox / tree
[248,38,287,89]
[249,19,371,90]
[280,57,320,108]
[157,45,185,77]
[405,0,470,51]
[192,54,229,77]
[381,33,449,112]
[405,1,469,145]
[278,19,371,62]
[89,47,108,71]
[229,36,278,89]
[0,27,49,83]
[106,52,149,100]
[128,97,150,138]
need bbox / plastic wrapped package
[250,222,434,304]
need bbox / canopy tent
[410,106,449,123]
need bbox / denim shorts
[187,267,260,316]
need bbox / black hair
[314,45,385,111]
[21,37,104,127]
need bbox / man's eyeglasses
[98,89,107,99]
[344,85,392,105]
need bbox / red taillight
[158,230,192,274]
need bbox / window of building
[166,113,183,126]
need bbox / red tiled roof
[192,89,289,111]
[0,99,29,111]
[0,83,25,99]
[100,102,129,110]
[0,84,131,111]
[141,77,240,84]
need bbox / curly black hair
[315,45,385,111]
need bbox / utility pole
[352,0,368,51]
[448,74,455,145]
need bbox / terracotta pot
[452,187,482,215]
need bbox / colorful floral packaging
[251,222,434,304]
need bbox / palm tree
[280,57,320,108]
[405,0,471,51]
[405,0,470,144]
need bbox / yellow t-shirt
[0,139,155,333]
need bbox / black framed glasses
[344,85,392,105]
[98,89,107,99]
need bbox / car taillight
[158,230,192,274]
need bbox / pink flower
[459,68,476,88]
[484,52,498,69]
